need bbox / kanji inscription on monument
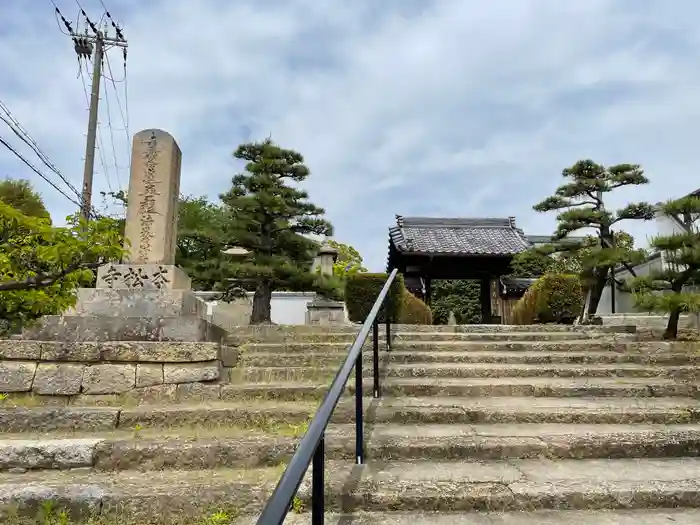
[123,129,182,265]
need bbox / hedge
[398,290,432,324]
[345,273,404,323]
[513,273,583,324]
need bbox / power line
[0,99,83,201]
[0,135,82,208]
[78,62,113,193]
[56,0,128,220]
[103,50,130,183]
[100,67,121,190]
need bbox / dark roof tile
[390,215,531,256]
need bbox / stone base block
[68,288,207,318]
[20,315,225,343]
[306,299,347,326]
[96,264,191,290]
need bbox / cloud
[1,0,700,271]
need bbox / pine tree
[631,196,700,339]
[533,160,655,318]
[219,138,338,324]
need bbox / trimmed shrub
[513,273,583,324]
[398,290,433,325]
[345,273,404,323]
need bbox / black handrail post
[372,318,380,398]
[311,434,325,525]
[254,269,398,525]
[385,315,392,351]
[355,347,364,464]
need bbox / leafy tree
[509,248,565,278]
[322,239,367,277]
[176,196,237,290]
[514,232,645,279]
[631,197,700,339]
[431,280,481,324]
[0,203,124,333]
[533,160,655,317]
[219,138,339,324]
[0,178,51,221]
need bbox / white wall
[597,255,663,315]
[655,212,686,238]
[268,292,317,325]
[194,291,318,326]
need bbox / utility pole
[56,5,127,219]
[80,34,103,221]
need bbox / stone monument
[306,240,347,325]
[59,129,213,333]
[94,129,191,291]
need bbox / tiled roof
[389,216,531,256]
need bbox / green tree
[324,240,367,277]
[431,280,481,324]
[219,138,338,324]
[0,203,124,333]
[631,197,700,339]
[176,196,237,290]
[533,160,655,317]
[509,248,565,278]
[0,178,51,221]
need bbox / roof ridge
[399,216,514,229]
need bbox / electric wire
[0,135,82,208]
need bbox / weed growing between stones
[2,500,244,525]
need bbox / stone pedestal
[306,299,346,326]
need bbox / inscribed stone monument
[95,129,191,290]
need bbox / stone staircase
[2,324,700,523]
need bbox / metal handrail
[255,268,398,525]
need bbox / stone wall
[0,340,222,404]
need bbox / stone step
[3,457,700,521]
[3,396,699,433]
[223,376,699,401]
[243,340,680,354]
[0,400,319,433]
[306,457,700,512]
[391,340,681,352]
[230,331,638,346]
[387,363,698,379]
[1,423,699,472]
[389,324,636,333]
[380,376,698,398]
[390,332,638,341]
[237,509,700,525]
[0,466,281,523]
[242,350,700,367]
[236,363,699,382]
[371,396,700,424]
[227,323,635,340]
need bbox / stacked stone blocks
[0,340,221,403]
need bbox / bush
[345,273,404,323]
[398,290,433,325]
[513,273,583,324]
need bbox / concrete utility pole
[80,34,104,221]
[69,25,128,219]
